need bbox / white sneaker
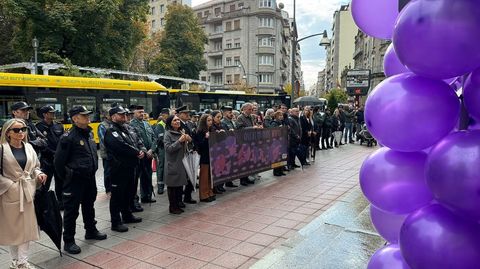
[16,262,37,269]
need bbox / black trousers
[41,160,63,205]
[167,186,183,209]
[110,167,135,225]
[63,175,97,243]
[138,158,153,199]
[103,158,112,193]
[184,180,194,200]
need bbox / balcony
[208,50,223,57]
[258,46,274,54]
[257,28,275,36]
[209,66,224,73]
[208,32,223,40]
[222,8,248,19]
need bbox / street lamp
[32,37,39,75]
[290,30,330,106]
[238,60,248,85]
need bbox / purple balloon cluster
[352,0,480,268]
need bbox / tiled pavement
[0,144,378,269]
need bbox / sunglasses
[9,127,27,133]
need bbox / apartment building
[324,4,358,91]
[193,0,293,94]
[148,0,192,33]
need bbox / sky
[191,0,350,90]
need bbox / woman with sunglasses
[0,119,47,269]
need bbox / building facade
[193,0,292,94]
[324,4,358,91]
[148,0,192,33]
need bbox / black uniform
[25,120,48,152]
[126,124,146,211]
[54,125,99,244]
[36,120,64,204]
[104,122,141,225]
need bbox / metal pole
[33,37,38,75]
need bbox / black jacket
[300,116,313,145]
[36,120,64,164]
[25,120,47,152]
[104,122,140,169]
[288,115,302,147]
[54,125,98,180]
[194,130,210,165]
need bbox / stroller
[357,124,377,147]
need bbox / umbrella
[182,150,200,191]
[34,185,63,256]
[293,96,326,106]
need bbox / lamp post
[238,60,248,85]
[32,37,39,75]
[290,30,330,106]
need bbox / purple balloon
[370,205,407,243]
[384,43,409,77]
[463,68,480,122]
[426,130,480,221]
[351,0,398,39]
[368,244,410,269]
[400,204,480,269]
[365,73,460,152]
[393,0,480,79]
[360,148,433,214]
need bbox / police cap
[160,108,170,115]
[109,106,127,116]
[221,105,233,111]
[175,105,189,114]
[39,105,56,115]
[11,101,33,111]
[69,106,93,117]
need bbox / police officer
[54,106,106,254]
[11,101,47,152]
[36,105,64,208]
[130,105,157,203]
[104,106,143,233]
[126,107,146,212]
[153,108,169,195]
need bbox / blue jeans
[344,123,353,143]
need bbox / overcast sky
[191,0,350,91]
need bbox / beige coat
[0,142,43,246]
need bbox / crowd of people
[0,100,365,268]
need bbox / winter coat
[0,142,43,246]
[235,113,254,129]
[163,130,188,187]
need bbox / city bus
[0,72,168,142]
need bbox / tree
[150,4,207,79]
[323,88,348,111]
[128,29,163,72]
[2,0,149,69]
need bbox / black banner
[209,127,288,184]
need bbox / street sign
[346,69,370,96]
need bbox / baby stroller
[357,124,377,147]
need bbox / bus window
[101,98,125,114]
[218,98,234,109]
[67,96,97,121]
[0,96,26,121]
[130,97,153,114]
[32,97,64,122]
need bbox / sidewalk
[0,144,379,269]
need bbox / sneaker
[16,262,37,269]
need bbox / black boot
[168,187,183,214]
[64,241,81,254]
[85,229,107,240]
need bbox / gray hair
[241,103,253,112]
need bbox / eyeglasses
[9,127,27,133]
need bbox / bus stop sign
[346,69,371,96]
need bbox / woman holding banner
[164,115,191,214]
[194,114,216,203]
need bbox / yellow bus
[0,72,168,142]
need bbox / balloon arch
[350,0,480,268]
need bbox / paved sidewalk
[0,144,377,269]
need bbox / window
[160,18,164,26]
[234,38,240,48]
[197,12,202,18]
[234,56,240,66]
[130,97,153,114]
[226,39,232,49]
[214,41,222,50]
[259,17,274,27]
[226,75,232,84]
[233,19,240,30]
[151,7,155,15]
[230,4,236,11]
[238,2,244,8]
[214,7,221,16]
[201,76,207,81]
[226,57,232,66]
[160,4,165,13]
[204,10,210,16]
[214,23,222,32]
[67,96,96,118]
[214,58,222,67]
[259,55,274,65]
[259,37,274,47]
[259,73,273,84]
[226,21,232,31]
[259,0,273,8]
[234,74,241,84]
[212,75,223,84]
[151,20,156,29]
